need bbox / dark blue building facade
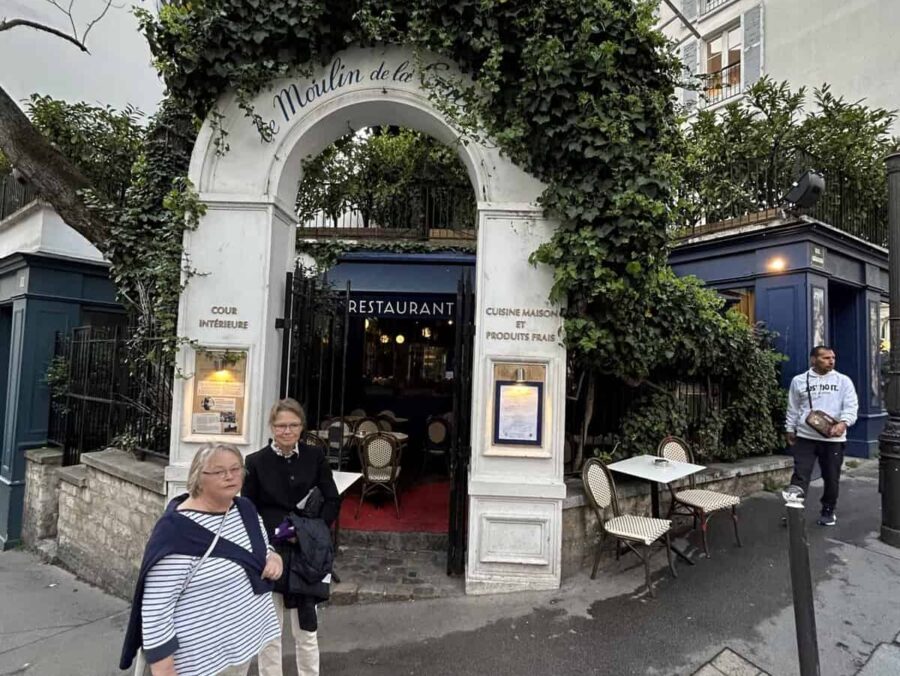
[0,249,119,549]
[670,219,889,458]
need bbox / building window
[701,25,742,106]
[700,0,731,16]
[719,288,754,323]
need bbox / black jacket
[285,513,333,601]
[243,443,340,537]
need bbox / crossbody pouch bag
[804,372,838,438]
[133,505,232,675]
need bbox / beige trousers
[257,593,320,676]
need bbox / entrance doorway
[280,256,475,572]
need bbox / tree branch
[0,18,88,52]
[0,84,109,245]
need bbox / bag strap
[180,504,232,597]
[806,372,813,410]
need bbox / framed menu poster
[190,349,248,437]
[493,379,544,446]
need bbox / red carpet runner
[339,480,450,533]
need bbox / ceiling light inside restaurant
[422,327,432,338]
[380,334,390,344]
[395,334,405,344]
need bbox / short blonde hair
[268,398,306,427]
[186,443,244,498]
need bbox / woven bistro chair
[376,415,394,432]
[349,408,367,417]
[657,435,741,558]
[420,416,451,476]
[357,432,403,519]
[355,417,381,436]
[581,458,676,597]
[324,420,353,469]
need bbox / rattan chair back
[657,435,696,488]
[301,432,328,452]
[426,417,450,447]
[376,416,394,432]
[350,408,366,417]
[355,418,380,435]
[582,458,620,518]
[361,432,399,482]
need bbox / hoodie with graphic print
[785,368,858,442]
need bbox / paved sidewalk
[2,460,899,675]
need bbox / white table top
[311,430,408,442]
[332,470,362,495]
[607,454,705,484]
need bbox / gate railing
[0,173,38,222]
[47,326,174,466]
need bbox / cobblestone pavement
[329,545,464,605]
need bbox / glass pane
[727,27,742,66]
[707,36,723,73]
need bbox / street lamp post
[879,153,900,548]
[783,486,821,676]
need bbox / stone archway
[170,46,566,593]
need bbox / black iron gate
[447,273,475,575]
[278,263,350,431]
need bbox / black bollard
[881,152,900,548]
[783,486,821,676]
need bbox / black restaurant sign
[348,294,455,319]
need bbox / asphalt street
[1,462,898,676]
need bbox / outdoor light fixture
[395,334,406,344]
[380,334,390,344]
[515,367,526,383]
[767,256,787,272]
[783,170,825,211]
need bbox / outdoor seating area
[581,436,743,597]
[309,409,454,525]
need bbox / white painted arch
[171,45,567,594]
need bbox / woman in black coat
[243,398,339,676]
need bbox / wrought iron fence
[0,173,38,222]
[48,326,173,466]
[699,61,742,106]
[674,150,889,247]
[297,183,476,240]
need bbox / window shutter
[683,0,698,22]
[742,4,764,89]
[682,40,699,110]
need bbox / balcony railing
[0,173,37,222]
[673,151,889,248]
[700,61,742,106]
[297,183,476,241]
[700,0,732,15]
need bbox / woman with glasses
[120,443,282,676]
[244,398,340,676]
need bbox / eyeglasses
[273,423,302,431]
[201,466,244,479]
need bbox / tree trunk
[0,84,108,245]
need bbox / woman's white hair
[186,443,244,498]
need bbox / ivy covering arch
[133,0,784,460]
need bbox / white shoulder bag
[133,506,232,675]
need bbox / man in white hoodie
[785,345,859,526]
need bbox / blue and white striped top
[141,508,281,676]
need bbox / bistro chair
[301,431,328,452]
[349,408,367,417]
[378,410,397,420]
[357,432,402,519]
[420,416,451,476]
[581,458,676,597]
[324,420,353,469]
[355,417,381,436]
[376,416,394,432]
[657,435,741,558]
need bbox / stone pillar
[166,202,297,493]
[466,207,566,593]
[21,447,63,547]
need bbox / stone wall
[22,448,63,547]
[56,449,166,599]
[561,454,794,578]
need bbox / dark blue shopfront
[323,251,475,428]
[670,220,889,458]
